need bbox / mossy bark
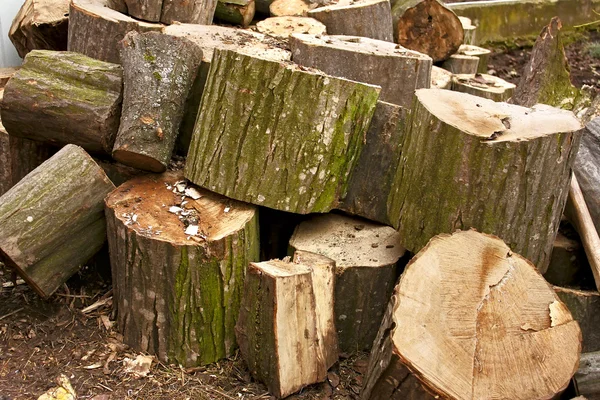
[0,50,123,155]
[0,145,115,298]
[184,49,380,214]
[112,32,203,172]
[214,0,256,27]
[555,287,600,353]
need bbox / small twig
[0,307,24,321]
[81,296,112,314]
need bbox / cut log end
[256,17,326,40]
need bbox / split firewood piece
[510,17,579,108]
[112,32,203,172]
[290,34,431,108]
[308,0,394,42]
[574,117,600,232]
[105,171,259,366]
[289,213,405,353]
[388,88,582,273]
[361,230,582,400]
[236,256,336,398]
[459,16,476,45]
[215,0,255,27]
[0,50,123,155]
[0,145,115,298]
[391,0,463,62]
[457,44,491,73]
[451,73,516,102]
[9,0,69,58]
[574,352,600,398]
[431,65,452,89]
[269,0,317,16]
[0,68,18,88]
[544,232,589,288]
[555,286,600,353]
[256,16,326,40]
[68,0,163,64]
[441,54,479,74]
[184,49,380,214]
[161,0,218,24]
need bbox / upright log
[457,44,491,73]
[574,352,600,399]
[106,172,259,366]
[214,0,255,27]
[451,73,516,102]
[441,54,479,74]
[0,145,115,298]
[184,49,380,214]
[361,230,581,400]
[388,89,582,272]
[574,117,600,232]
[555,286,600,353]
[256,17,327,40]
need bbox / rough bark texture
[361,230,582,400]
[451,73,516,102]
[388,89,582,273]
[0,145,115,298]
[574,117,600,232]
[308,0,394,42]
[68,0,163,64]
[574,352,600,398]
[290,34,431,108]
[544,232,590,289]
[555,286,600,353]
[8,136,56,186]
[112,32,203,172]
[161,0,218,24]
[214,0,256,27]
[457,44,491,74]
[256,17,326,40]
[431,65,452,89]
[289,214,405,353]
[184,49,380,214]
[9,0,69,58]
[441,54,479,75]
[0,50,123,155]
[105,172,259,367]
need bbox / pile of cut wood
[1,0,600,398]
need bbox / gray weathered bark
[574,117,600,233]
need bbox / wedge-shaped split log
[236,253,337,399]
[0,145,115,298]
[451,73,515,102]
[361,230,582,400]
[388,89,582,273]
[105,172,259,367]
[184,49,380,214]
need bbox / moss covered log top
[184,49,380,214]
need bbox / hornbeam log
[9,0,69,58]
[214,0,255,27]
[290,34,431,108]
[574,352,600,398]
[68,0,163,64]
[308,0,394,42]
[112,32,203,172]
[459,16,476,45]
[555,286,600,353]
[289,214,405,353]
[574,117,600,232]
[451,73,516,102]
[256,16,327,40]
[391,0,463,62]
[441,54,479,74]
[388,89,582,273]
[361,230,582,400]
[269,0,316,16]
[0,50,123,155]
[457,44,491,74]
[105,172,259,366]
[431,65,452,89]
[235,255,337,398]
[0,145,115,298]
[184,49,380,214]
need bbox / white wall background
[0,0,24,67]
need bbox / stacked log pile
[1,1,598,398]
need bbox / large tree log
[574,352,600,399]
[308,0,394,42]
[451,73,516,102]
[0,145,115,298]
[256,16,326,40]
[555,286,600,353]
[388,89,582,273]
[106,172,259,366]
[184,49,380,214]
[361,230,581,400]
[290,34,431,108]
[391,0,463,62]
[9,0,69,58]
[112,32,203,172]
[0,50,123,155]
[68,0,163,64]
[574,117,600,232]
[214,0,255,27]
[289,213,405,353]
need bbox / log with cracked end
[256,16,326,40]
[361,230,582,400]
[105,171,259,367]
[451,73,516,102]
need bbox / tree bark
[9,0,69,58]
[441,54,479,75]
[555,286,600,353]
[308,0,394,42]
[105,171,259,367]
[161,0,219,24]
[391,0,463,62]
[0,144,115,298]
[0,130,9,196]
[112,32,203,172]
[0,50,123,155]
[184,48,380,214]
[458,44,491,74]
[451,73,516,102]
[388,89,582,273]
[574,352,600,399]
[68,0,163,64]
[431,65,452,89]
[256,17,326,40]
[9,137,57,186]
[361,230,581,400]
[290,34,431,108]
[289,213,405,353]
[573,117,600,232]
[214,0,256,27]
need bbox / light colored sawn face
[452,73,516,94]
[72,0,160,27]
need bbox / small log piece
[0,144,115,298]
[451,73,516,102]
[555,286,600,353]
[457,44,491,74]
[0,50,123,155]
[289,213,405,353]
[290,34,431,108]
[256,16,326,40]
[184,49,380,214]
[214,0,255,27]
[269,0,316,16]
[441,54,479,74]
[431,65,452,89]
[459,16,476,45]
[308,0,394,42]
[388,89,583,273]
[106,172,259,366]
[361,230,581,400]
[574,117,600,232]
[112,32,203,172]
[544,232,590,289]
[9,0,69,58]
[574,352,600,398]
